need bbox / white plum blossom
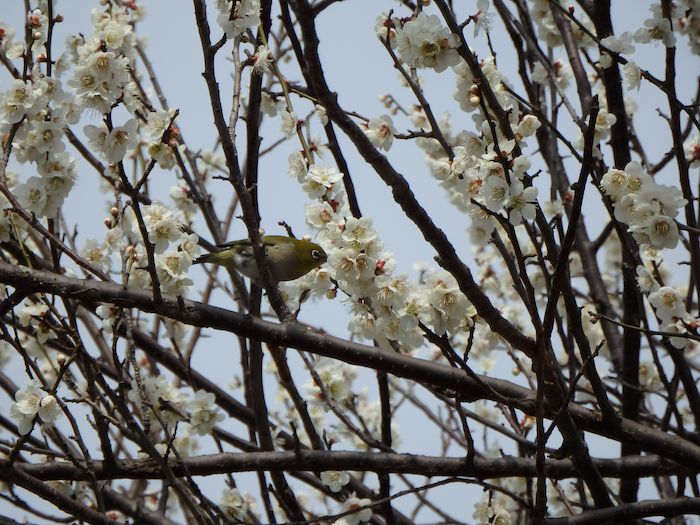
[600,162,686,250]
[636,265,659,293]
[599,32,635,67]
[81,238,112,272]
[342,217,377,250]
[473,494,512,525]
[251,44,272,74]
[16,176,48,217]
[219,487,251,521]
[143,202,185,253]
[320,471,350,493]
[305,357,356,406]
[483,175,510,212]
[128,375,188,430]
[0,79,41,124]
[280,109,298,137]
[472,0,494,36]
[648,286,688,324]
[623,61,642,90]
[395,12,460,72]
[10,381,63,435]
[156,251,194,296]
[635,6,677,47]
[342,493,373,525]
[155,426,199,458]
[144,109,173,140]
[188,390,226,435]
[302,164,344,199]
[516,114,541,139]
[314,104,329,125]
[216,0,261,40]
[507,180,538,225]
[364,115,395,151]
[84,119,139,164]
[644,215,680,249]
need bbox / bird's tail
[193,252,217,265]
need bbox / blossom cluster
[290,154,476,352]
[600,161,686,250]
[215,0,261,40]
[127,375,226,436]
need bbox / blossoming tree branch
[0,0,699,523]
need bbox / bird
[194,235,328,282]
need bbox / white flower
[473,498,493,523]
[482,174,509,212]
[148,215,182,254]
[635,14,677,47]
[645,215,680,249]
[395,12,460,72]
[156,427,199,458]
[0,79,40,124]
[663,320,690,349]
[342,217,377,249]
[303,165,343,198]
[251,44,272,74]
[314,104,329,125]
[103,20,130,50]
[148,142,176,169]
[16,176,48,216]
[305,201,338,229]
[128,376,188,430]
[156,251,193,297]
[648,286,687,324]
[144,110,173,140]
[280,109,297,137]
[473,0,494,36]
[105,119,139,163]
[84,119,139,164]
[507,180,538,225]
[623,161,652,193]
[636,265,659,293]
[219,487,250,520]
[216,0,261,39]
[516,114,541,138]
[10,381,63,435]
[81,238,112,272]
[320,471,350,492]
[188,390,226,435]
[600,31,635,67]
[342,492,372,525]
[531,60,571,90]
[364,115,395,151]
[638,184,687,218]
[27,9,48,50]
[623,61,642,90]
[600,168,628,200]
[375,12,399,43]
[261,92,281,117]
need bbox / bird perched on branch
[194,235,327,282]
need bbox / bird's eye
[311,249,321,259]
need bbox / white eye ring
[311,249,322,259]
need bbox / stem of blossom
[277,3,363,218]
[379,36,454,160]
[258,26,314,164]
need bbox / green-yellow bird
[194,235,328,282]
